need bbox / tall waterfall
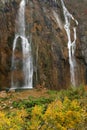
[11,0,33,89]
[61,0,78,86]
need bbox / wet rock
[8,89,15,93]
[0,0,87,89]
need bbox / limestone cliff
[0,0,87,90]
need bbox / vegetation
[0,86,87,130]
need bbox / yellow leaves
[0,97,86,130]
[0,109,27,130]
[29,120,41,130]
[32,105,43,116]
[0,111,5,117]
[70,100,81,112]
[0,111,10,129]
[29,105,43,130]
[28,98,84,130]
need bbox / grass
[0,86,87,110]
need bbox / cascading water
[52,10,63,30]
[11,0,33,89]
[61,0,78,86]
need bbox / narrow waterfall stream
[52,10,63,30]
[11,0,33,89]
[61,0,78,86]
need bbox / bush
[0,109,27,130]
[0,86,87,130]
[12,97,53,110]
[27,97,86,130]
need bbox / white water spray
[53,10,63,30]
[11,0,33,89]
[61,0,78,86]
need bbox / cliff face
[0,0,87,90]
[0,0,18,89]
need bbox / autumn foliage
[0,87,87,130]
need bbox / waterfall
[52,10,63,30]
[11,0,33,89]
[61,0,78,86]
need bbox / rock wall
[0,0,87,90]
